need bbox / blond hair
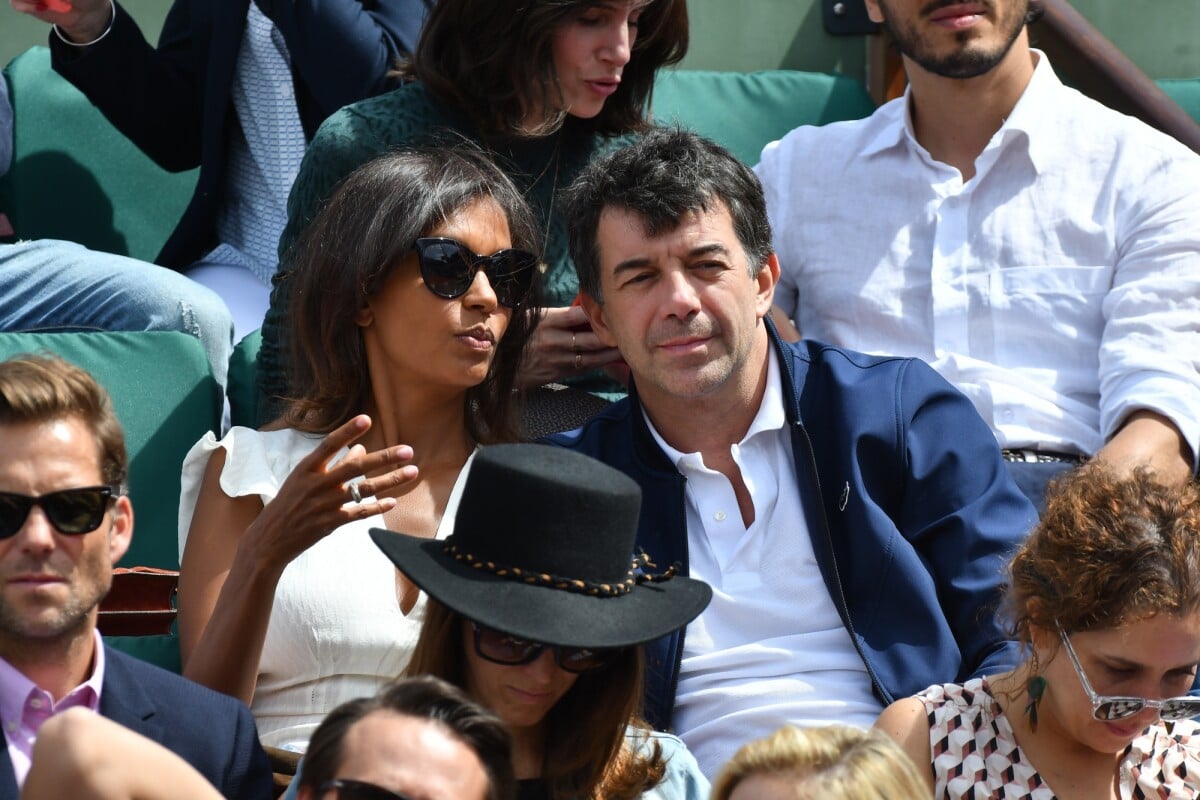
[710,726,927,800]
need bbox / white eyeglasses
[1057,625,1200,722]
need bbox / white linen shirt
[756,52,1200,466]
[644,347,881,779]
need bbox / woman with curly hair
[877,464,1200,798]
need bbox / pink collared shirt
[0,629,105,787]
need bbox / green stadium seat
[0,47,197,262]
[0,331,222,670]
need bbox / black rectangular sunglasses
[0,485,120,539]
[413,237,537,308]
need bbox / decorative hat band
[442,543,680,598]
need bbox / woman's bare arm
[177,415,417,703]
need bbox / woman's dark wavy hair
[401,0,688,137]
[284,146,542,443]
[405,600,667,800]
[298,675,516,800]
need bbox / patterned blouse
[916,677,1200,799]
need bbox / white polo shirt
[645,347,882,778]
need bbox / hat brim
[370,528,712,650]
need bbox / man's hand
[10,0,113,44]
[1096,410,1193,485]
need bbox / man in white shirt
[0,354,270,798]
[553,128,1034,777]
[755,0,1200,509]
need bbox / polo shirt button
[714,510,727,522]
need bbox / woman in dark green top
[259,0,689,405]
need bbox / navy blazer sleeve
[99,648,273,800]
[892,356,1033,680]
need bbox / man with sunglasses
[552,128,1036,779]
[0,354,271,799]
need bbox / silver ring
[349,482,363,504]
[574,352,584,370]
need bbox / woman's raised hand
[519,305,622,388]
[239,414,417,569]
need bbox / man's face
[581,202,777,405]
[0,417,131,646]
[866,0,1030,79]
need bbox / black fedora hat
[370,443,711,649]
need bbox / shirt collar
[643,345,787,470]
[863,49,1058,174]
[998,49,1059,174]
[0,628,106,733]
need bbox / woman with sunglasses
[176,146,542,750]
[370,443,713,799]
[257,0,689,404]
[876,463,1200,799]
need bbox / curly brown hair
[1005,464,1200,647]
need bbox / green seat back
[228,329,265,429]
[651,69,876,166]
[0,332,221,569]
[0,47,197,262]
[1158,78,1200,126]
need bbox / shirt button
[714,510,727,522]
[5,721,16,733]
[28,697,43,709]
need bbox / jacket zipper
[793,419,890,704]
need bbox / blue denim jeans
[0,239,234,388]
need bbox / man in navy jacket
[0,354,270,799]
[552,129,1036,777]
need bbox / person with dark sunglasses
[0,355,272,799]
[877,463,1200,798]
[23,676,512,800]
[371,444,713,800]
[259,0,693,407]
[177,147,543,753]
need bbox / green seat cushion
[0,331,221,569]
[651,69,876,166]
[0,47,197,262]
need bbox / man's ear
[580,292,618,347]
[754,254,781,320]
[108,495,133,566]
[864,0,884,24]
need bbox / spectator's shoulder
[757,97,903,176]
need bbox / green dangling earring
[1025,675,1047,733]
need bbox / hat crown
[449,444,642,587]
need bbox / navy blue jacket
[49,0,431,269]
[0,645,272,800]
[551,326,1036,730]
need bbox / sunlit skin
[865,0,1030,80]
[878,611,1200,797]
[461,621,579,777]
[581,203,777,418]
[357,196,514,399]
[1015,613,1200,758]
[297,710,491,800]
[549,0,649,122]
[0,417,132,698]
